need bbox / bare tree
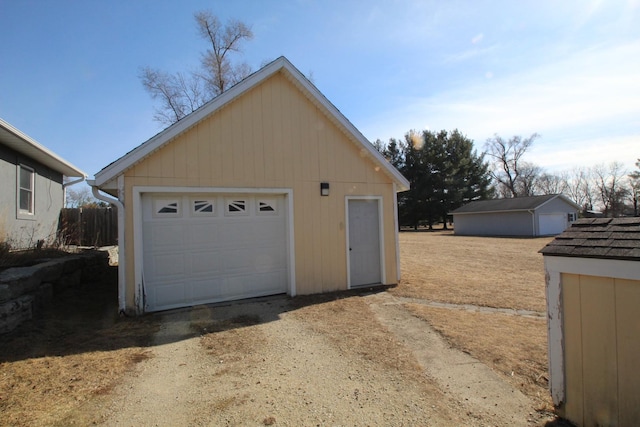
[514,162,543,196]
[593,162,629,217]
[141,11,254,126]
[65,185,103,208]
[195,11,253,96]
[537,171,568,196]
[562,167,594,211]
[140,69,209,125]
[484,133,539,198]
[628,158,640,216]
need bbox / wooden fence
[58,207,118,247]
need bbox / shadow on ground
[544,417,577,426]
[0,268,391,362]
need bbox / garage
[90,57,409,314]
[141,193,288,312]
[452,194,579,236]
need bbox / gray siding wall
[0,143,64,248]
[454,211,534,236]
[537,197,577,215]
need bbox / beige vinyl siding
[616,279,640,426]
[561,273,640,426]
[121,72,397,306]
[561,273,583,426]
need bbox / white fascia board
[0,117,86,178]
[543,255,640,281]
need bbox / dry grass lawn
[396,231,555,411]
[0,270,157,427]
[395,231,553,312]
[0,231,560,425]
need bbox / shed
[0,118,86,248]
[89,56,409,315]
[540,218,640,426]
[451,194,580,236]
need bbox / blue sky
[1,0,638,180]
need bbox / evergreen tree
[374,129,493,229]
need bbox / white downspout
[87,180,126,314]
[62,176,86,207]
[393,183,401,282]
[529,209,536,236]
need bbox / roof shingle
[451,194,578,214]
[540,217,640,261]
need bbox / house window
[568,212,577,222]
[18,165,34,215]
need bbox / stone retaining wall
[0,250,111,334]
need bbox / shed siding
[561,273,583,426]
[580,276,618,425]
[120,72,397,307]
[616,279,640,426]
[561,273,640,426]
[454,211,533,236]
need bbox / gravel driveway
[81,290,548,426]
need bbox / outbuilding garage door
[141,193,288,312]
[539,213,567,236]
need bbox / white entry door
[141,193,288,312]
[348,198,382,287]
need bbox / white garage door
[539,213,567,236]
[141,193,288,312]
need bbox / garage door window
[192,199,216,216]
[225,198,248,216]
[257,198,277,215]
[153,199,181,217]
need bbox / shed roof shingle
[540,217,640,261]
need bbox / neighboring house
[540,218,640,426]
[451,194,580,236]
[0,118,86,248]
[89,56,410,315]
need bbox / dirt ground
[0,231,568,426]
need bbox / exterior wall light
[320,182,330,196]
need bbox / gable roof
[0,118,86,178]
[540,217,640,261]
[93,56,409,192]
[451,194,580,215]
